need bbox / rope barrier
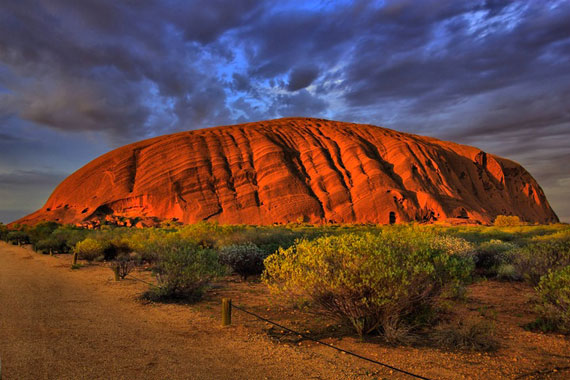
[124,273,158,288]
[231,303,434,380]
[82,258,433,379]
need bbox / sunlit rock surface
[16,118,559,226]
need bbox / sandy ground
[0,242,382,380]
[1,241,569,380]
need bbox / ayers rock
[16,118,558,226]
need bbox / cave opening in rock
[389,211,396,224]
[457,208,469,219]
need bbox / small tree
[35,237,66,254]
[7,231,30,245]
[28,221,60,245]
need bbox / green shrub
[431,234,476,259]
[7,231,30,245]
[0,223,8,241]
[27,221,60,245]
[51,227,89,253]
[178,222,232,248]
[143,240,224,302]
[475,239,517,276]
[74,238,109,261]
[35,237,66,254]
[496,263,520,281]
[533,266,570,333]
[263,229,473,339]
[102,239,132,261]
[125,229,173,264]
[494,215,522,227]
[514,239,570,285]
[215,226,299,256]
[218,242,268,280]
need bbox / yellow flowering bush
[263,228,473,339]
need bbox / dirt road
[0,242,373,380]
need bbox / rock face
[16,118,558,226]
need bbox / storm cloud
[0,0,569,222]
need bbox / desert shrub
[475,239,517,276]
[532,266,570,333]
[514,239,570,285]
[74,238,109,261]
[495,263,520,281]
[7,231,30,245]
[142,240,224,302]
[218,242,268,280]
[263,229,473,339]
[215,226,301,256]
[494,215,522,227]
[431,234,476,259]
[51,227,89,253]
[532,229,570,243]
[430,234,477,298]
[432,319,498,352]
[35,237,66,254]
[27,221,60,245]
[438,225,523,245]
[126,229,175,264]
[110,254,136,280]
[178,222,234,248]
[102,238,132,261]
[0,223,8,241]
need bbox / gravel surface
[0,242,375,380]
[3,241,568,380]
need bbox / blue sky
[1,0,569,222]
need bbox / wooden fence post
[222,298,232,326]
[113,265,120,281]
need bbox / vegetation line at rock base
[1,220,569,339]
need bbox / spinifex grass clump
[432,319,498,352]
[263,227,474,341]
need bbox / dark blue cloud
[0,0,568,222]
[287,65,320,92]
